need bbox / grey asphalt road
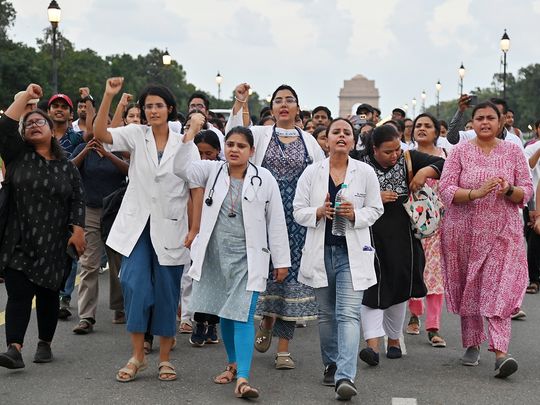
[0,272,539,405]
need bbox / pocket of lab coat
[162,219,183,250]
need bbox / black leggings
[4,268,59,346]
[194,312,219,325]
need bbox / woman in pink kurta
[439,101,533,379]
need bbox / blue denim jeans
[60,259,78,301]
[314,245,364,383]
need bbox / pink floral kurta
[420,178,444,295]
[439,141,533,318]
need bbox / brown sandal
[526,282,539,294]
[214,365,237,384]
[235,381,260,399]
[158,361,177,381]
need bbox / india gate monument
[338,74,380,117]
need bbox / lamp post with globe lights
[436,80,442,118]
[47,0,61,93]
[500,29,510,100]
[458,62,466,95]
[215,72,223,100]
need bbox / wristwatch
[82,95,94,103]
[505,185,514,197]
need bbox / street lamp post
[500,29,510,100]
[215,72,223,100]
[47,0,61,94]
[421,90,426,113]
[436,80,442,118]
[412,98,417,118]
[458,62,465,95]
[162,49,172,66]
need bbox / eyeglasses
[24,119,48,129]
[143,103,167,111]
[272,97,297,106]
[189,103,206,110]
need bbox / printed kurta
[439,140,533,318]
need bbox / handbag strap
[404,150,413,185]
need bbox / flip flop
[235,382,260,399]
[214,365,237,384]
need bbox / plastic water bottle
[332,184,348,236]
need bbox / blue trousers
[314,245,364,383]
[221,292,259,379]
[119,223,183,337]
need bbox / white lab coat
[105,124,199,266]
[293,157,384,291]
[226,108,325,165]
[173,140,291,292]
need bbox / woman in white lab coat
[94,77,200,383]
[293,118,383,400]
[226,83,325,369]
[173,119,291,399]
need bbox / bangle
[235,96,247,103]
[242,112,250,115]
[468,189,474,201]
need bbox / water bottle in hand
[332,184,348,236]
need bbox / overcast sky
[10,0,540,117]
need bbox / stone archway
[338,74,379,117]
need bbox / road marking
[0,275,81,326]
[392,398,417,405]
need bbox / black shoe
[359,347,379,366]
[0,345,25,369]
[335,379,357,401]
[386,346,402,359]
[205,324,219,344]
[494,355,518,379]
[58,297,71,320]
[322,363,337,386]
[189,322,206,347]
[33,341,53,363]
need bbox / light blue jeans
[314,245,364,383]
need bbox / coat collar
[144,126,181,167]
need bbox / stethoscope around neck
[205,162,263,206]
[272,125,314,165]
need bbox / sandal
[254,325,272,353]
[406,315,420,335]
[235,381,260,399]
[116,357,147,382]
[179,322,193,334]
[526,282,539,294]
[143,340,153,355]
[428,331,447,348]
[158,361,177,381]
[213,364,237,384]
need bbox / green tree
[0,0,15,42]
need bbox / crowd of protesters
[0,77,538,401]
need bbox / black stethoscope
[272,125,314,165]
[205,162,263,206]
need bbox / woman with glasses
[0,84,85,370]
[226,83,325,370]
[94,77,201,383]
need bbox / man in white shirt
[523,135,540,294]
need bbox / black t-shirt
[325,176,347,246]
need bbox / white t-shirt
[525,141,540,202]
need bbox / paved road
[1,271,539,405]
